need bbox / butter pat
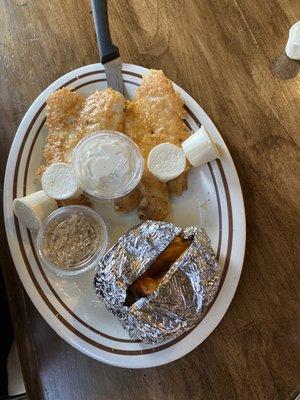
[42,163,82,200]
[182,126,220,167]
[13,190,58,231]
[147,143,186,182]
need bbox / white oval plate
[3,63,246,368]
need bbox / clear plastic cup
[71,131,144,199]
[36,205,108,276]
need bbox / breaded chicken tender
[38,87,125,206]
[36,88,85,176]
[38,87,125,173]
[115,70,190,220]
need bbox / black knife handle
[91,0,120,64]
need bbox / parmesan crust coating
[37,87,125,206]
[115,70,190,220]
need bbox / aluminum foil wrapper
[94,220,222,344]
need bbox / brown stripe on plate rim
[208,163,222,260]
[13,102,46,199]
[121,70,143,78]
[74,79,140,91]
[12,69,233,355]
[216,159,233,271]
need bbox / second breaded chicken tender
[37,87,125,206]
[38,87,125,175]
[115,70,190,220]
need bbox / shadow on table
[271,53,300,79]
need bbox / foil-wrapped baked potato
[94,220,222,344]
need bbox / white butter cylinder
[181,126,220,167]
[42,163,82,200]
[147,143,186,182]
[13,190,58,231]
[285,21,300,60]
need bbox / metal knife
[91,0,124,95]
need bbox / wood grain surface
[1,0,299,399]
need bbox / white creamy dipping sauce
[72,131,143,199]
[83,139,130,188]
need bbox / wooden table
[1,0,299,399]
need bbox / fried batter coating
[46,87,85,132]
[124,70,189,157]
[80,88,125,134]
[114,169,169,220]
[117,70,190,220]
[114,186,142,213]
[39,87,125,172]
[38,87,125,206]
[56,193,91,208]
[138,169,169,221]
[167,169,189,196]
